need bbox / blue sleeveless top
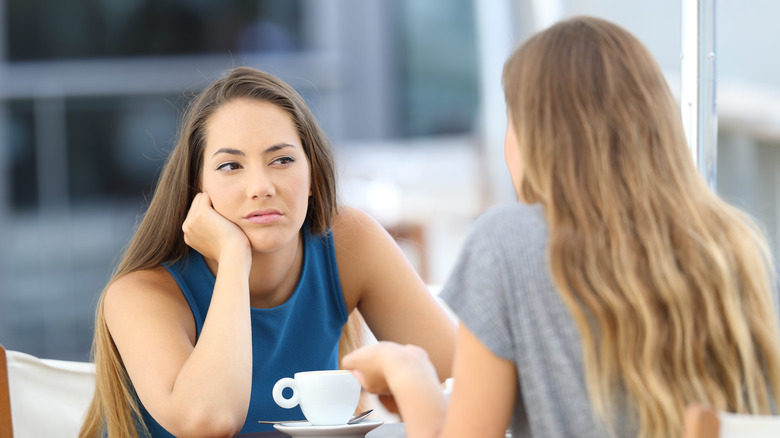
[138,227,349,436]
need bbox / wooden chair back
[1,344,14,438]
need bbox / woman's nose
[247,169,274,199]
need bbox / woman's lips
[244,209,283,224]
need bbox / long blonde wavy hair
[79,66,365,437]
[504,16,780,437]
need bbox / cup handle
[272,377,300,409]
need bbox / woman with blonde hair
[344,16,780,438]
[78,66,456,437]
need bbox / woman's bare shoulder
[107,266,178,295]
[331,207,417,304]
[103,266,188,318]
[331,206,387,244]
[103,265,196,343]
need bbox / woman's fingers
[343,343,394,394]
[182,191,250,260]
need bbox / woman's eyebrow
[211,144,296,158]
[211,147,245,157]
[264,143,296,153]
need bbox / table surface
[238,422,407,437]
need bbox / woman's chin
[248,234,296,254]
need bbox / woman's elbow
[164,407,246,438]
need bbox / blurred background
[0,0,779,362]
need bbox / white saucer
[274,419,384,437]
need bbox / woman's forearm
[346,342,448,438]
[387,353,448,438]
[166,251,253,435]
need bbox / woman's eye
[272,156,295,166]
[216,162,242,172]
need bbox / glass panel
[65,96,181,204]
[5,0,303,60]
[6,95,184,210]
[7,100,38,209]
[395,0,479,137]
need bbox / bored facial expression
[201,98,311,252]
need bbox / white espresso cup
[272,370,361,426]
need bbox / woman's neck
[202,232,305,309]
[246,233,305,308]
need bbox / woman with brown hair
[78,66,455,437]
[344,16,780,438]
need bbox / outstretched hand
[343,342,447,436]
[342,342,414,415]
[343,342,420,393]
[182,192,251,263]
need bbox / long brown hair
[504,16,780,437]
[79,66,360,437]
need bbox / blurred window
[395,0,479,137]
[7,100,37,209]
[6,0,303,60]
[7,95,182,211]
[4,0,480,212]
